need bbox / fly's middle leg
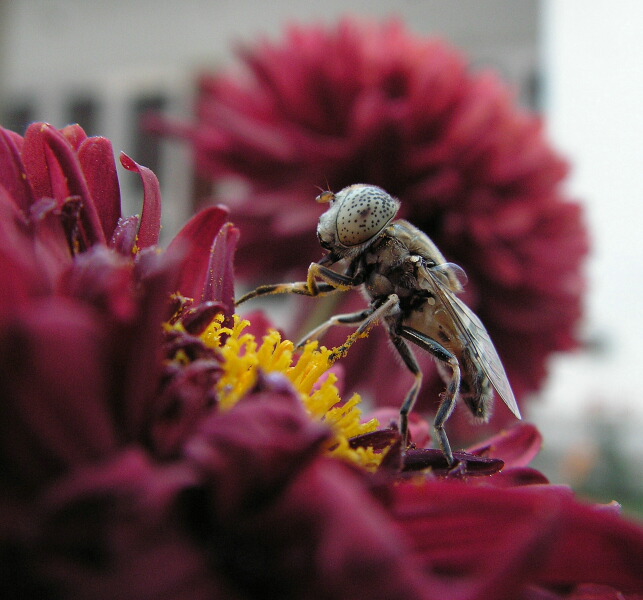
[327,294,400,362]
[296,307,375,348]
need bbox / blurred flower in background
[150,17,589,442]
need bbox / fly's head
[315,184,400,258]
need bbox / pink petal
[60,123,88,150]
[119,152,161,249]
[167,205,229,301]
[21,122,55,201]
[78,137,121,240]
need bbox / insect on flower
[236,184,521,465]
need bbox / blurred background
[1,0,641,515]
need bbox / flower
[2,121,641,599]
[149,17,589,440]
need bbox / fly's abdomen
[460,348,494,422]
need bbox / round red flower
[2,122,642,599]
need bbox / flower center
[200,314,389,471]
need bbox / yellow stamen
[198,314,388,471]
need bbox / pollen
[200,314,388,471]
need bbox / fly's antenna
[314,178,335,203]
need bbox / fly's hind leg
[388,333,424,449]
[397,326,461,466]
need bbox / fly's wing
[419,263,521,419]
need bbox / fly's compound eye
[335,185,400,247]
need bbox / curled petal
[120,153,161,249]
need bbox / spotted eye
[335,185,399,246]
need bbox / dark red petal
[118,247,182,441]
[402,448,505,476]
[28,450,226,600]
[42,124,106,245]
[119,153,161,249]
[149,359,221,459]
[0,298,117,492]
[167,205,229,301]
[0,126,34,212]
[230,457,440,599]
[538,493,643,593]
[468,422,543,468]
[30,197,74,285]
[60,245,137,321]
[78,137,121,240]
[181,301,227,335]
[183,380,331,519]
[370,407,432,447]
[181,380,440,598]
[0,190,40,311]
[392,481,643,596]
[203,221,239,315]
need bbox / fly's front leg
[398,326,461,466]
[235,261,361,305]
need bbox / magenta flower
[2,122,641,600]
[150,18,589,439]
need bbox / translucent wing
[419,263,521,419]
